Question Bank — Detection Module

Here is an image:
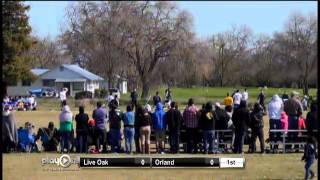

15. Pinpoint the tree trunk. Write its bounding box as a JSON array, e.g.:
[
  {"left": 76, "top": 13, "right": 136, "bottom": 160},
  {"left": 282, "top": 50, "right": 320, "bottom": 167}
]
[
  {"left": 303, "top": 78, "right": 309, "bottom": 95},
  {"left": 141, "top": 81, "right": 150, "bottom": 100}
]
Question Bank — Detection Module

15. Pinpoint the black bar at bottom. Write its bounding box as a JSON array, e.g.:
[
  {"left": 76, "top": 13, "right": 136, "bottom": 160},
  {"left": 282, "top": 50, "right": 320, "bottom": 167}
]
[
  {"left": 152, "top": 158, "right": 219, "bottom": 168},
  {"left": 80, "top": 158, "right": 151, "bottom": 168}
]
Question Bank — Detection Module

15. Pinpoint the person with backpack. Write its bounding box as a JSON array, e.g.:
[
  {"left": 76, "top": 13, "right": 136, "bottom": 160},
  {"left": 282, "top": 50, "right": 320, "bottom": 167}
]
[
  {"left": 166, "top": 101, "right": 183, "bottom": 154},
  {"left": 122, "top": 105, "right": 135, "bottom": 154},
  {"left": 248, "top": 103, "right": 265, "bottom": 153},
  {"left": 75, "top": 106, "right": 89, "bottom": 153},
  {"left": 152, "top": 102, "right": 167, "bottom": 154}
]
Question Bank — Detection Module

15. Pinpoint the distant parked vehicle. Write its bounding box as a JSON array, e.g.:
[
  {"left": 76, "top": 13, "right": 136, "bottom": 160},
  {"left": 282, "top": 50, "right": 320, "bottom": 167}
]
[{"left": 28, "top": 87, "right": 58, "bottom": 98}]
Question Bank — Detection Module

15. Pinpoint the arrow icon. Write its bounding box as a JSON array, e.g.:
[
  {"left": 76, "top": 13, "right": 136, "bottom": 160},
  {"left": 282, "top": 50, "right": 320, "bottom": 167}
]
[
  {"left": 210, "top": 159, "right": 214, "bottom": 165},
  {"left": 141, "top": 159, "right": 145, "bottom": 165}
]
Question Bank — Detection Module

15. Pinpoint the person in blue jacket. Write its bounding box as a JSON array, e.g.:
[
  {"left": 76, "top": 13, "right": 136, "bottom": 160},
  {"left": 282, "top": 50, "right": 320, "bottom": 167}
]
[{"left": 152, "top": 102, "right": 167, "bottom": 154}]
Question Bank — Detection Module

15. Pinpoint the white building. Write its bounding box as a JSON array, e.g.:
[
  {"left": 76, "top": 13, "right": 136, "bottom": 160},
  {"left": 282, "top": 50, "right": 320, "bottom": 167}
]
[{"left": 7, "top": 64, "right": 104, "bottom": 97}]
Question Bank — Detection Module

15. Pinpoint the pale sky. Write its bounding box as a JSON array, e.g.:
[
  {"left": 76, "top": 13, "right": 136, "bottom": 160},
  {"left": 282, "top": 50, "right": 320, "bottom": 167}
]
[{"left": 25, "top": 1, "right": 317, "bottom": 39}]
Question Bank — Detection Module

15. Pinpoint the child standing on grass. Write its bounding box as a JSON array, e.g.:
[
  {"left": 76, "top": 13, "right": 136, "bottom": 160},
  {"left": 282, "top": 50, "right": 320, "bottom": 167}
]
[{"left": 301, "top": 137, "right": 317, "bottom": 180}]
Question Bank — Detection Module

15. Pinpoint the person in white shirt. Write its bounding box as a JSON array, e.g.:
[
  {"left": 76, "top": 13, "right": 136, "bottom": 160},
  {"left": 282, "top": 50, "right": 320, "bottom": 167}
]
[
  {"left": 242, "top": 88, "right": 249, "bottom": 104},
  {"left": 106, "top": 92, "right": 114, "bottom": 106},
  {"left": 59, "top": 88, "right": 68, "bottom": 107},
  {"left": 233, "top": 90, "right": 242, "bottom": 109},
  {"left": 268, "top": 94, "right": 283, "bottom": 149}
]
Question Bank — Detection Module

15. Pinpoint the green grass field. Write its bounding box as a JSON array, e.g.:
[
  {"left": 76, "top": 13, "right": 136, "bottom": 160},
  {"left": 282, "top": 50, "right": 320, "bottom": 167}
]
[{"left": 3, "top": 87, "right": 318, "bottom": 179}]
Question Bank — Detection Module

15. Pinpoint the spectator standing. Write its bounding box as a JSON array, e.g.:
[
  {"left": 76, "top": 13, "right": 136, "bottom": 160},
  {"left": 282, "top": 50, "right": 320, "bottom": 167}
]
[
  {"left": 75, "top": 106, "right": 89, "bottom": 153},
  {"left": 152, "top": 102, "right": 167, "bottom": 154},
  {"left": 301, "top": 137, "right": 317, "bottom": 180},
  {"left": 183, "top": 98, "right": 199, "bottom": 153},
  {"left": 122, "top": 105, "right": 135, "bottom": 154},
  {"left": 108, "top": 103, "right": 122, "bottom": 153},
  {"left": 233, "top": 90, "right": 242, "bottom": 110},
  {"left": 59, "top": 88, "right": 68, "bottom": 108},
  {"left": 59, "top": 105, "right": 73, "bottom": 153},
  {"left": 302, "top": 95, "right": 309, "bottom": 111},
  {"left": 223, "top": 93, "right": 233, "bottom": 113},
  {"left": 305, "top": 101, "right": 318, "bottom": 139},
  {"left": 249, "top": 103, "right": 265, "bottom": 153},
  {"left": 284, "top": 92, "right": 303, "bottom": 151},
  {"left": 165, "top": 87, "right": 172, "bottom": 102},
  {"left": 214, "top": 102, "right": 229, "bottom": 151},
  {"left": 92, "top": 102, "right": 107, "bottom": 153},
  {"left": 282, "top": 91, "right": 289, "bottom": 102},
  {"left": 166, "top": 101, "right": 183, "bottom": 154},
  {"left": 257, "top": 89, "right": 266, "bottom": 110},
  {"left": 153, "top": 91, "right": 162, "bottom": 106},
  {"left": 130, "top": 89, "right": 138, "bottom": 110},
  {"left": 199, "top": 102, "right": 216, "bottom": 154},
  {"left": 136, "top": 105, "right": 152, "bottom": 154},
  {"left": 268, "top": 94, "right": 283, "bottom": 150},
  {"left": 232, "top": 100, "right": 250, "bottom": 154},
  {"left": 242, "top": 88, "right": 249, "bottom": 105},
  {"left": 2, "top": 105, "right": 18, "bottom": 153}
]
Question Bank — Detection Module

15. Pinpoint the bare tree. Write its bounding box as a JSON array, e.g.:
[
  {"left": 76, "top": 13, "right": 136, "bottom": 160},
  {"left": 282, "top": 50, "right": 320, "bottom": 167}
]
[{"left": 210, "top": 25, "right": 252, "bottom": 86}]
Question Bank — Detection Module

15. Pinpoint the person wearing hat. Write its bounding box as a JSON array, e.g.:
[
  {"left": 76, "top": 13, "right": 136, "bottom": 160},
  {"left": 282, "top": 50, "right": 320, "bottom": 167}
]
[{"left": 284, "top": 91, "right": 303, "bottom": 152}]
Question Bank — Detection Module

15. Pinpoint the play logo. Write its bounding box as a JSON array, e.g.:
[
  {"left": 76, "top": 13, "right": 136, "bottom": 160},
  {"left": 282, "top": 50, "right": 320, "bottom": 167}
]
[
  {"left": 59, "top": 154, "right": 72, "bottom": 168},
  {"left": 42, "top": 154, "right": 79, "bottom": 168}
]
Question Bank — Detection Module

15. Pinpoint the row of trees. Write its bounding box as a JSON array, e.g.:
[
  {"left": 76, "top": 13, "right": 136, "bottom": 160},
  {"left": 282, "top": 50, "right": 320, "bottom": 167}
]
[{"left": 3, "top": 1, "right": 317, "bottom": 98}]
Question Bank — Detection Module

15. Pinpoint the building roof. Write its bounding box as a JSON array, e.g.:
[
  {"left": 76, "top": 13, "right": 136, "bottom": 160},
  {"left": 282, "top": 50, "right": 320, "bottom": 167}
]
[
  {"left": 31, "top": 69, "right": 50, "bottom": 76},
  {"left": 61, "top": 64, "right": 104, "bottom": 81},
  {"left": 55, "top": 78, "right": 86, "bottom": 82}
]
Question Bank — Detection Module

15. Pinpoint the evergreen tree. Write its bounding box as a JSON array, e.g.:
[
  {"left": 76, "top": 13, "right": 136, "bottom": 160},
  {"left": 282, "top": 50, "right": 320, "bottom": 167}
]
[{"left": 2, "top": 1, "right": 35, "bottom": 96}]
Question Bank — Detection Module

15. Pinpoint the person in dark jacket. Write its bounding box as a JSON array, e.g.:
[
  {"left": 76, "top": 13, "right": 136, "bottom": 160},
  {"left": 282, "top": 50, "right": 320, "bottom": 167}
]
[
  {"left": 199, "top": 102, "right": 216, "bottom": 154},
  {"left": 305, "top": 101, "right": 318, "bottom": 139},
  {"left": 214, "top": 102, "right": 229, "bottom": 150},
  {"left": 153, "top": 91, "right": 162, "bottom": 106},
  {"left": 166, "top": 101, "right": 183, "bottom": 154},
  {"left": 109, "top": 103, "right": 122, "bottom": 153},
  {"left": 248, "top": 103, "right": 265, "bottom": 153},
  {"left": 75, "top": 106, "right": 89, "bottom": 153},
  {"left": 92, "top": 101, "right": 107, "bottom": 153},
  {"left": 257, "top": 90, "right": 266, "bottom": 110},
  {"left": 130, "top": 89, "right": 138, "bottom": 110},
  {"left": 232, "top": 100, "right": 250, "bottom": 153},
  {"left": 301, "top": 136, "right": 318, "bottom": 180},
  {"left": 136, "top": 105, "right": 152, "bottom": 154}
]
